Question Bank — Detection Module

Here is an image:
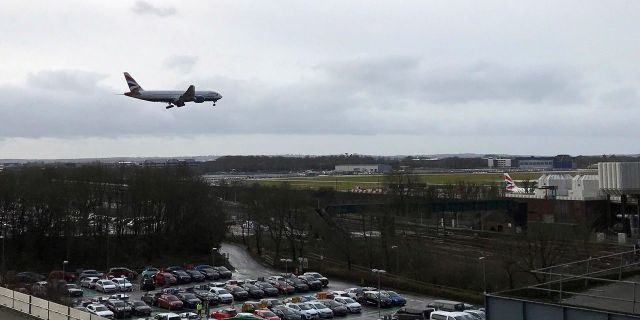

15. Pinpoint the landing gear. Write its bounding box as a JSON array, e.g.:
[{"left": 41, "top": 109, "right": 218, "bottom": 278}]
[
  {"left": 212, "top": 103, "right": 216, "bottom": 107},
  {"left": 166, "top": 105, "right": 174, "bottom": 109}
]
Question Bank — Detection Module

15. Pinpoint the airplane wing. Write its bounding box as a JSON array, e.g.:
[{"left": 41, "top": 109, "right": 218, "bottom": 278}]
[{"left": 173, "top": 85, "right": 195, "bottom": 107}]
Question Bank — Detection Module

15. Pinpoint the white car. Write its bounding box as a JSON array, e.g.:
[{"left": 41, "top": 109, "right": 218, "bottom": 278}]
[
  {"left": 86, "top": 303, "right": 114, "bottom": 319},
  {"left": 208, "top": 287, "right": 234, "bottom": 303},
  {"left": 178, "top": 312, "right": 199, "bottom": 320},
  {"left": 286, "top": 303, "right": 320, "bottom": 320},
  {"left": 331, "top": 290, "right": 350, "bottom": 298},
  {"left": 344, "top": 288, "right": 361, "bottom": 299},
  {"left": 154, "top": 313, "right": 181, "bottom": 320},
  {"left": 81, "top": 276, "right": 101, "bottom": 289},
  {"left": 307, "top": 301, "right": 334, "bottom": 318},
  {"left": 464, "top": 310, "right": 486, "bottom": 320},
  {"left": 334, "top": 297, "right": 361, "bottom": 313},
  {"left": 95, "top": 279, "right": 118, "bottom": 293},
  {"left": 112, "top": 277, "right": 133, "bottom": 292}
]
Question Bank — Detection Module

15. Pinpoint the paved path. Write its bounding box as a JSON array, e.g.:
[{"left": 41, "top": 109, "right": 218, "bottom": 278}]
[{"left": 0, "top": 307, "right": 37, "bottom": 320}]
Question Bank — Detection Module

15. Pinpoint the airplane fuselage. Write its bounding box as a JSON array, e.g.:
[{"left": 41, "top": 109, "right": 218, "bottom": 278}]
[{"left": 125, "top": 90, "right": 222, "bottom": 104}]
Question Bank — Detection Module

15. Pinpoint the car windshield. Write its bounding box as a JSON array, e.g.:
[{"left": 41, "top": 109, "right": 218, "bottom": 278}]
[
  {"left": 261, "top": 311, "right": 276, "bottom": 317},
  {"left": 103, "top": 281, "right": 114, "bottom": 285},
  {"left": 259, "top": 282, "right": 273, "bottom": 288},
  {"left": 312, "top": 303, "right": 325, "bottom": 309},
  {"left": 217, "top": 267, "right": 229, "bottom": 271},
  {"left": 112, "top": 301, "right": 124, "bottom": 307},
  {"left": 67, "top": 284, "right": 79, "bottom": 289},
  {"left": 166, "top": 296, "right": 178, "bottom": 301},
  {"left": 218, "top": 289, "right": 230, "bottom": 294},
  {"left": 133, "top": 301, "right": 145, "bottom": 306},
  {"left": 386, "top": 291, "right": 399, "bottom": 297},
  {"left": 341, "top": 298, "right": 355, "bottom": 304},
  {"left": 184, "top": 294, "right": 196, "bottom": 299},
  {"left": 298, "top": 304, "right": 312, "bottom": 310},
  {"left": 95, "top": 306, "right": 107, "bottom": 311},
  {"left": 246, "top": 285, "right": 258, "bottom": 290}
]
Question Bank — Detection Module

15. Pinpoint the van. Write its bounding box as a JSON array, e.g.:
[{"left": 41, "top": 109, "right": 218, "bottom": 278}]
[
  {"left": 430, "top": 310, "right": 474, "bottom": 320},
  {"left": 427, "top": 300, "right": 466, "bottom": 312}
]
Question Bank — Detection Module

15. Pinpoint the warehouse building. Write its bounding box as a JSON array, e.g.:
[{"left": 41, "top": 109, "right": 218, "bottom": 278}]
[
  {"left": 334, "top": 164, "right": 392, "bottom": 174},
  {"left": 487, "top": 158, "right": 513, "bottom": 168}
]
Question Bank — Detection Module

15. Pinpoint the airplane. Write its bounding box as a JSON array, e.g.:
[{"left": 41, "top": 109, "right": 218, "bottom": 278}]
[
  {"left": 123, "top": 72, "right": 222, "bottom": 109},
  {"left": 503, "top": 173, "right": 527, "bottom": 193}
]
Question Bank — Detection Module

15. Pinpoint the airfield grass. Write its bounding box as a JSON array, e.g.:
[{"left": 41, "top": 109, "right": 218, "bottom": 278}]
[{"left": 252, "top": 172, "right": 543, "bottom": 191}]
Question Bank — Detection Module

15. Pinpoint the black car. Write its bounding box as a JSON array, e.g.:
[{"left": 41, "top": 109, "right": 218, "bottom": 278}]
[
  {"left": 194, "top": 265, "right": 220, "bottom": 280},
  {"left": 255, "top": 282, "right": 279, "bottom": 297},
  {"left": 286, "top": 278, "right": 309, "bottom": 293},
  {"left": 359, "top": 291, "right": 392, "bottom": 308},
  {"left": 66, "top": 284, "right": 83, "bottom": 297},
  {"left": 193, "top": 290, "right": 220, "bottom": 306},
  {"left": 214, "top": 266, "right": 232, "bottom": 279},
  {"left": 140, "top": 276, "right": 156, "bottom": 291},
  {"left": 297, "top": 275, "right": 322, "bottom": 291},
  {"left": 15, "top": 272, "right": 46, "bottom": 284},
  {"left": 176, "top": 292, "right": 202, "bottom": 309},
  {"left": 242, "top": 284, "right": 265, "bottom": 299},
  {"left": 128, "top": 300, "right": 152, "bottom": 317},
  {"left": 304, "top": 272, "right": 329, "bottom": 287},
  {"left": 319, "top": 300, "right": 348, "bottom": 317},
  {"left": 393, "top": 307, "right": 435, "bottom": 320},
  {"left": 185, "top": 270, "right": 206, "bottom": 282},
  {"left": 272, "top": 305, "right": 303, "bottom": 320},
  {"left": 169, "top": 269, "right": 192, "bottom": 284},
  {"left": 106, "top": 299, "right": 132, "bottom": 318},
  {"left": 227, "top": 286, "right": 249, "bottom": 301}
]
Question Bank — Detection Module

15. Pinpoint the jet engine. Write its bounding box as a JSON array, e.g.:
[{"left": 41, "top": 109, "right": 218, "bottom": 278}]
[{"left": 194, "top": 96, "right": 205, "bottom": 103}]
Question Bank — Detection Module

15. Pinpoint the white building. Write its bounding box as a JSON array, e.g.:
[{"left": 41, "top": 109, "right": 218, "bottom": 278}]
[
  {"left": 487, "top": 158, "right": 512, "bottom": 168},
  {"left": 334, "top": 164, "right": 392, "bottom": 174}
]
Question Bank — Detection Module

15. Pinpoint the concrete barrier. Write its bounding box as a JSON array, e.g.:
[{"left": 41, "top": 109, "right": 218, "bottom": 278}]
[{"left": 0, "top": 286, "right": 109, "bottom": 320}]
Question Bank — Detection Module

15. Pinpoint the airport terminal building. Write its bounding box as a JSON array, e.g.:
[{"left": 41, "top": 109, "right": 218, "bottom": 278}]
[{"left": 334, "top": 164, "right": 392, "bottom": 174}]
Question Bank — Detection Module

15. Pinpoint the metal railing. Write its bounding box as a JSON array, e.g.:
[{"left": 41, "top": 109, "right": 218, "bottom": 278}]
[{"left": 0, "top": 286, "right": 109, "bottom": 320}]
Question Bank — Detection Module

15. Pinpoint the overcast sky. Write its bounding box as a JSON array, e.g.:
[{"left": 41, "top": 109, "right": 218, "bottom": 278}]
[{"left": 1, "top": 1, "right": 640, "bottom": 158}]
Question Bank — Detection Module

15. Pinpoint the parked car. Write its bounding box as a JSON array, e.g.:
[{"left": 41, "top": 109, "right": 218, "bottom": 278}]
[
  {"left": 464, "top": 310, "right": 485, "bottom": 320},
  {"left": 95, "top": 280, "right": 118, "bottom": 293},
  {"left": 157, "top": 294, "right": 184, "bottom": 311},
  {"left": 429, "top": 311, "right": 472, "bottom": 320},
  {"left": 107, "top": 267, "right": 138, "bottom": 280},
  {"left": 259, "top": 298, "right": 284, "bottom": 310},
  {"left": 358, "top": 291, "right": 392, "bottom": 308},
  {"left": 426, "top": 300, "right": 466, "bottom": 312},
  {"left": 243, "top": 284, "right": 265, "bottom": 299},
  {"left": 109, "top": 293, "right": 130, "bottom": 301},
  {"left": 106, "top": 299, "right": 132, "bottom": 318},
  {"left": 210, "top": 307, "right": 238, "bottom": 319},
  {"left": 154, "top": 313, "right": 182, "bottom": 320},
  {"left": 272, "top": 305, "right": 303, "bottom": 320},
  {"left": 297, "top": 276, "right": 322, "bottom": 291},
  {"left": 79, "top": 269, "right": 104, "bottom": 280},
  {"left": 179, "top": 312, "right": 200, "bottom": 320},
  {"left": 254, "top": 308, "right": 281, "bottom": 320},
  {"left": 303, "top": 272, "right": 329, "bottom": 287},
  {"left": 318, "top": 300, "right": 348, "bottom": 317},
  {"left": 141, "top": 276, "right": 156, "bottom": 291},
  {"left": 242, "top": 301, "right": 262, "bottom": 313},
  {"left": 66, "top": 283, "right": 83, "bottom": 297},
  {"left": 382, "top": 290, "right": 407, "bottom": 306},
  {"left": 86, "top": 304, "right": 114, "bottom": 319},
  {"left": 15, "top": 271, "right": 46, "bottom": 284},
  {"left": 393, "top": 307, "right": 435, "bottom": 320},
  {"left": 80, "top": 276, "right": 101, "bottom": 289},
  {"left": 333, "top": 297, "right": 361, "bottom": 314},
  {"left": 30, "top": 281, "right": 48, "bottom": 298},
  {"left": 214, "top": 266, "right": 233, "bottom": 279},
  {"left": 226, "top": 285, "right": 249, "bottom": 301},
  {"left": 128, "top": 300, "right": 152, "bottom": 317},
  {"left": 141, "top": 266, "right": 160, "bottom": 278},
  {"left": 307, "top": 301, "right": 334, "bottom": 318},
  {"left": 184, "top": 269, "right": 205, "bottom": 282},
  {"left": 286, "top": 303, "right": 320, "bottom": 320},
  {"left": 209, "top": 287, "right": 234, "bottom": 304},
  {"left": 141, "top": 291, "right": 163, "bottom": 306},
  {"left": 112, "top": 277, "right": 133, "bottom": 292},
  {"left": 193, "top": 289, "right": 220, "bottom": 305},
  {"left": 287, "top": 278, "right": 310, "bottom": 293},
  {"left": 331, "top": 291, "right": 349, "bottom": 298},
  {"left": 270, "top": 280, "right": 295, "bottom": 295},
  {"left": 254, "top": 281, "right": 279, "bottom": 297},
  {"left": 48, "top": 270, "right": 77, "bottom": 283},
  {"left": 175, "top": 292, "right": 202, "bottom": 309},
  {"left": 168, "top": 269, "right": 192, "bottom": 284},
  {"left": 154, "top": 272, "right": 178, "bottom": 286},
  {"left": 194, "top": 265, "right": 221, "bottom": 280}
]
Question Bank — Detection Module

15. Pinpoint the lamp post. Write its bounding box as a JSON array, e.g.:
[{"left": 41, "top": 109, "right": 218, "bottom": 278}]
[
  {"left": 212, "top": 247, "right": 218, "bottom": 267},
  {"left": 372, "top": 269, "right": 386, "bottom": 318},
  {"left": 1, "top": 223, "right": 6, "bottom": 285},
  {"left": 479, "top": 256, "right": 486, "bottom": 294},
  {"left": 62, "top": 260, "right": 69, "bottom": 281},
  {"left": 280, "top": 259, "right": 292, "bottom": 274},
  {"left": 390, "top": 246, "right": 398, "bottom": 273}
]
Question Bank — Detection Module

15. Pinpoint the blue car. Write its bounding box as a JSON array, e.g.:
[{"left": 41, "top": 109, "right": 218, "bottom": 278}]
[{"left": 383, "top": 291, "right": 407, "bottom": 306}]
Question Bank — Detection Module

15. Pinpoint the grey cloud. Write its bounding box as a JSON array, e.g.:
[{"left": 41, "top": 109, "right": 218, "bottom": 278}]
[
  {"left": 27, "top": 70, "right": 107, "bottom": 93},
  {"left": 165, "top": 55, "right": 198, "bottom": 73},
  {"left": 600, "top": 87, "right": 640, "bottom": 109},
  {"left": 131, "top": 1, "right": 177, "bottom": 17}
]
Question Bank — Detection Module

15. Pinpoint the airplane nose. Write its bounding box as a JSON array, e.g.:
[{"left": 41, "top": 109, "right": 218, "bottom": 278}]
[{"left": 217, "top": 93, "right": 222, "bottom": 100}]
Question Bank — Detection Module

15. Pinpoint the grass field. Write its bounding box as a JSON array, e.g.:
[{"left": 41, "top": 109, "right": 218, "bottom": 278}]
[{"left": 252, "top": 172, "right": 544, "bottom": 190}]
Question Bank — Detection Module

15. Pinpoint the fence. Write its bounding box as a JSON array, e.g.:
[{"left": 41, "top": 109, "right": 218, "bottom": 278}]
[{"left": 0, "top": 286, "right": 109, "bottom": 320}]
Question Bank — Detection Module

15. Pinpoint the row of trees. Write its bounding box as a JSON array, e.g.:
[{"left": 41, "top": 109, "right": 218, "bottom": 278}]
[{"left": 0, "top": 165, "right": 226, "bottom": 272}]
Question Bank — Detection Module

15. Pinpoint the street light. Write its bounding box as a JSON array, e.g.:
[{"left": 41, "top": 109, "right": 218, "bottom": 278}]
[
  {"left": 1, "top": 223, "right": 6, "bottom": 285},
  {"left": 280, "top": 259, "right": 292, "bottom": 274},
  {"left": 62, "top": 260, "right": 69, "bottom": 281},
  {"left": 372, "top": 269, "right": 386, "bottom": 318},
  {"left": 479, "top": 257, "right": 486, "bottom": 294},
  {"left": 390, "top": 246, "right": 399, "bottom": 272},
  {"left": 212, "top": 247, "right": 218, "bottom": 267}
]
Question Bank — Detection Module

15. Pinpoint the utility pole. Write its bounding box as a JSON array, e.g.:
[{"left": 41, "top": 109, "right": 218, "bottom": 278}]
[{"left": 372, "top": 269, "right": 386, "bottom": 318}]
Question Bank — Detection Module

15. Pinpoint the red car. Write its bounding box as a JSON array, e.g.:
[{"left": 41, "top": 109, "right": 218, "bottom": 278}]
[
  {"left": 106, "top": 267, "right": 138, "bottom": 280},
  {"left": 211, "top": 307, "right": 238, "bottom": 319},
  {"left": 157, "top": 294, "right": 183, "bottom": 310},
  {"left": 48, "top": 271, "right": 77, "bottom": 283},
  {"left": 270, "top": 280, "right": 295, "bottom": 295},
  {"left": 153, "top": 272, "right": 177, "bottom": 286},
  {"left": 254, "top": 309, "right": 280, "bottom": 320}
]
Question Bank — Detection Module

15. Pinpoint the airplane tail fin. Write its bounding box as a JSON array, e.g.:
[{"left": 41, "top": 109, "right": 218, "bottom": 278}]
[
  {"left": 123, "top": 72, "right": 143, "bottom": 92},
  {"left": 503, "top": 173, "right": 517, "bottom": 192}
]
